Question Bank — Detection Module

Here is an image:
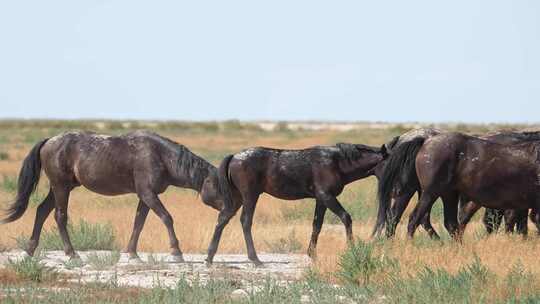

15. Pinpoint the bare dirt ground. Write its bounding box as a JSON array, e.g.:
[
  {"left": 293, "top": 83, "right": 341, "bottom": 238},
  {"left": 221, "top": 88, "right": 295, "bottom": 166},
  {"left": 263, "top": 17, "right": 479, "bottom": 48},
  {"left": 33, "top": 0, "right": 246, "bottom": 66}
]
[{"left": 0, "top": 250, "right": 311, "bottom": 289}]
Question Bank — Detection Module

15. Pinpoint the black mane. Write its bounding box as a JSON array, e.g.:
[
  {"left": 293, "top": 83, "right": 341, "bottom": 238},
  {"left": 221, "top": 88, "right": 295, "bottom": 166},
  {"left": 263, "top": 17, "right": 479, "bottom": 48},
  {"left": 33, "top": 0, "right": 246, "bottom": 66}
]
[
  {"left": 336, "top": 143, "right": 379, "bottom": 163},
  {"left": 176, "top": 145, "right": 214, "bottom": 192}
]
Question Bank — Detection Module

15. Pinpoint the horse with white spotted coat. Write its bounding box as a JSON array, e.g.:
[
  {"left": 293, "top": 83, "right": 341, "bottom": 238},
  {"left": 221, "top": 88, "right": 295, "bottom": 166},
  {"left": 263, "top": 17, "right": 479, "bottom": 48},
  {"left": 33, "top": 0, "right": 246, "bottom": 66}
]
[{"left": 206, "top": 143, "right": 387, "bottom": 266}]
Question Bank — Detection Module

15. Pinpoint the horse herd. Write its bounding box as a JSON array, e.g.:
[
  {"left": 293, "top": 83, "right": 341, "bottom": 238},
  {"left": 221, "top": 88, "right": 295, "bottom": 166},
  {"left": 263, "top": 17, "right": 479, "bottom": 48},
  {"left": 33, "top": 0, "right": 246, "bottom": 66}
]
[{"left": 1, "top": 128, "right": 539, "bottom": 266}]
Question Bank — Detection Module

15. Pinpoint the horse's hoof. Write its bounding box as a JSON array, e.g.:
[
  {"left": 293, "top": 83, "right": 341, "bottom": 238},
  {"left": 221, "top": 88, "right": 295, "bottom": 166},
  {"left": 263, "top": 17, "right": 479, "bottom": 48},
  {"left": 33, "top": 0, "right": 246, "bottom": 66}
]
[
  {"left": 252, "top": 260, "right": 264, "bottom": 268},
  {"left": 69, "top": 254, "right": 82, "bottom": 262},
  {"left": 166, "top": 254, "right": 185, "bottom": 263}
]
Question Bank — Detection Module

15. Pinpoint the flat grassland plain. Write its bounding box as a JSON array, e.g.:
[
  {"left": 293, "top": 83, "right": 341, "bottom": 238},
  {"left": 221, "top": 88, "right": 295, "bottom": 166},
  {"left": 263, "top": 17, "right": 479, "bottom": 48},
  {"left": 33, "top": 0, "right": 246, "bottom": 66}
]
[{"left": 1, "top": 120, "right": 540, "bottom": 303}]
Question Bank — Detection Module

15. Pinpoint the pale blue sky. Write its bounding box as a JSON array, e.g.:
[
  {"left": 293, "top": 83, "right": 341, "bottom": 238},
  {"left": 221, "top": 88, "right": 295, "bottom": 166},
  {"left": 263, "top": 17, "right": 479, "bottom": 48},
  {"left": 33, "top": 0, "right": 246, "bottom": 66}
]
[{"left": 0, "top": 1, "right": 539, "bottom": 123}]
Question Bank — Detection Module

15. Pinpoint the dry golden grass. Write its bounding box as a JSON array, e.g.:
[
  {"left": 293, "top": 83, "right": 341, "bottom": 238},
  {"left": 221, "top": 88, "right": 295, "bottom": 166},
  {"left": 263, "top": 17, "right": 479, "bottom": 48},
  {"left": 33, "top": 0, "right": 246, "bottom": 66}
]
[{"left": 1, "top": 122, "right": 540, "bottom": 289}]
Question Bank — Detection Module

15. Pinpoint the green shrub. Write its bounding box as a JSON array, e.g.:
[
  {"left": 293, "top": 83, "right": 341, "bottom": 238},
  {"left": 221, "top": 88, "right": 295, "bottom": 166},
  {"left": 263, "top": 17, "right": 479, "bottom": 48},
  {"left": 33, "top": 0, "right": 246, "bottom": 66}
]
[
  {"left": 505, "top": 261, "right": 534, "bottom": 295},
  {"left": 0, "top": 151, "right": 8, "bottom": 160},
  {"left": 7, "top": 255, "right": 56, "bottom": 283},
  {"left": 385, "top": 256, "right": 492, "bottom": 304},
  {"left": 86, "top": 251, "right": 120, "bottom": 270},
  {"left": 141, "top": 276, "right": 237, "bottom": 303},
  {"left": 337, "top": 239, "right": 397, "bottom": 286},
  {"left": 1, "top": 174, "right": 17, "bottom": 193},
  {"left": 16, "top": 219, "right": 118, "bottom": 251},
  {"left": 63, "top": 258, "right": 85, "bottom": 270},
  {"left": 274, "top": 121, "right": 290, "bottom": 132}
]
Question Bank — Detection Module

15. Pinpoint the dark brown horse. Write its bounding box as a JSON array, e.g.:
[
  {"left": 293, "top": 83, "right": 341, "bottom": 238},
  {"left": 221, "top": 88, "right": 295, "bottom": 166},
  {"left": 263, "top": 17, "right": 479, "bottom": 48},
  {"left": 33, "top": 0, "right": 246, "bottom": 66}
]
[
  {"left": 1, "top": 130, "right": 230, "bottom": 262},
  {"left": 373, "top": 129, "right": 540, "bottom": 238},
  {"left": 378, "top": 132, "right": 540, "bottom": 239},
  {"left": 206, "top": 143, "right": 387, "bottom": 266}
]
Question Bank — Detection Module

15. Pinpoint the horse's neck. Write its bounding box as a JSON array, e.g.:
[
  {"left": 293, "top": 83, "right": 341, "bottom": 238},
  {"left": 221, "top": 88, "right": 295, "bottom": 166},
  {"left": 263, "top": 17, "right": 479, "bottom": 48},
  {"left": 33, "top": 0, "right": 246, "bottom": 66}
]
[
  {"left": 339, "top": 161, "right": 373, "bottom": 184},
  {"left": 169, "top": 149, "right": 213, "bottom": 193}
]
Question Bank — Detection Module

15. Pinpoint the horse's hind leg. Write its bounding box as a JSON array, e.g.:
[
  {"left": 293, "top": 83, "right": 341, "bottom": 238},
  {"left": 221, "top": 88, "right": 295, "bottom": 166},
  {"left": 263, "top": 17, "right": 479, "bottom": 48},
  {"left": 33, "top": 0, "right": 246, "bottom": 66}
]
[
  {"left": 26, "top": 190, "right": 55, "bottom": 256},
  {"left": 137, "top": 191, "right": 183, "bottom": 262},
  {"left": 456, "top": 201, "right": 481, "bottom": 241},
  {"left": 420, "top": 211, "right": 440, "bottom": 240},
  {"left": 51, "top": 186, "right": 78, "bottom": 259},
  {"left": 206, "top": 203, "right": 241, "bottom": 265},
  {"left": 511, "top": 210, "right": 529, "bottom": 236},
  {"left": 240, "top": 193, "right": 262, "bottom": 266},
  {"left": 316, "top": 192, "right": 353, "bottom": 244},
  {"left": 407, "top": 192, "right": 438, "bottom": 239},
  {"left": 386, "top": 190, "right": 416, "bottom": 238},
  {"left": 441, "top": 191, "right": 459, "bottom": 239},
  {"left": 307, "top": 200, "right": 327, "bottom": 259},
  {"left": 125, "top": 200, "right": 150, "bottom": 260}
]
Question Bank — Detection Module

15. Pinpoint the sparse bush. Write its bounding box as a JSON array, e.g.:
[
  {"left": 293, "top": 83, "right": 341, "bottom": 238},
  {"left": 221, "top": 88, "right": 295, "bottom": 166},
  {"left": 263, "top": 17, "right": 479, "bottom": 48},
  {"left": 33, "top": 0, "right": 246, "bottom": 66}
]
[
  {"left": 0, "top": 151, "right": 8, "bottom": 160},
  {"left": 337, "top": 239, "right": 398, "bottom": 286},
  {"left": 1, "top": 174, "right": 17, "bottom": 193},
  {"left": 63, "top": 258, "right": 85, "bottom": 270},
  {"left": 264, "top": 230, "right": 302, "bottom": 253},
  {"left": 385, "top": 256, "right": 492, "bottom": 304},
  {"left": 7, "top": 255, "right": 56, "bottom": 283},
  {"left": 274, "top": 121, "right": 290, "bottom": 132},
  {"left": 246, "top": 277, "right": 303, "bottom": 303},
  {"left": 16, "top": 219, "right": 118, "bottom": 251},
  {"left": 86, "top": 251, "right": 120, "bottom": 270},
  {"left": 505, "top": 261, "right": 535, "bottom": 297},
  {"left": 141, "top": 276, "right": 237, "bottom": 303}
]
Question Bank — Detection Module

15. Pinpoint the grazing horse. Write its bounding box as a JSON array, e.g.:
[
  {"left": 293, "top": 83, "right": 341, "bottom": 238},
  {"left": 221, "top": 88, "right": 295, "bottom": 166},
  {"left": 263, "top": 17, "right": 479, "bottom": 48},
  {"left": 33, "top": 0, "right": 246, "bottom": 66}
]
[
  {"left": 1, "top": 130, "right": 230, "bottom": 262},
  {"left": 373, "top": 129, "right": 540, "bottom": 238},
  {"left": 378, "top": 132, "right": 540, "bottom": 239},
  {"left": 206, "top": 143, "right": 387, "bottom": 266}
]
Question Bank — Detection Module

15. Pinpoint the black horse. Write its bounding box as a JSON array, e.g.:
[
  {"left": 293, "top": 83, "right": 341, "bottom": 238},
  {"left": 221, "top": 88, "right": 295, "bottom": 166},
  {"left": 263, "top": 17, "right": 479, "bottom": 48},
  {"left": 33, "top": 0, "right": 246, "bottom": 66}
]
[
  {"left": 378, "top": 132, "right": 540, "bottom": 239},
  {"left": 206, "top": 143, "right": 387, "bottom": 266},
  {"left": 1, "top": 130, "right": 229, "bottom": 262},
  {"left": 373, "top": 129, "right": 540, "bottom": 238}
]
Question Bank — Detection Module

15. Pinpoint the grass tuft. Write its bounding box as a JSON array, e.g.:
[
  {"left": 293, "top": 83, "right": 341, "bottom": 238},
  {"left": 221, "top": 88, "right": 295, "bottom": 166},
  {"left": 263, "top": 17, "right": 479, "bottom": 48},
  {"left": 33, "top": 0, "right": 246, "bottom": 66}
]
[
  {"left": 6, "top": 255, "right": 57, "bottom": 283},
  {"left": 86, "top": 251, "right": 120, "bottom": 270},
  {"left": 1, "top": 175, "right": 17, "bottom": 193},
  {"left": 16, "top": 219, "right": 118, "bottom": 251},
  {"left": 337, "top": 239, "right": 398, "bottom": 286}
]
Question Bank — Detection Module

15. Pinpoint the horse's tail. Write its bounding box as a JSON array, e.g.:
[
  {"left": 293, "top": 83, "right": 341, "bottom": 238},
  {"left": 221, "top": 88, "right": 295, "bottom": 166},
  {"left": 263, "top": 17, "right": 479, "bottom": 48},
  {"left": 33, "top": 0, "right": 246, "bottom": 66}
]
[
  {"left": 218, "top": 154, "right": 235, "bottom": 211},
  {"left": 1, "top": 138, "right": 49, "bottom": 224},
  {"left": 373, "top": 137, "right": 425, "bottom": 237}
]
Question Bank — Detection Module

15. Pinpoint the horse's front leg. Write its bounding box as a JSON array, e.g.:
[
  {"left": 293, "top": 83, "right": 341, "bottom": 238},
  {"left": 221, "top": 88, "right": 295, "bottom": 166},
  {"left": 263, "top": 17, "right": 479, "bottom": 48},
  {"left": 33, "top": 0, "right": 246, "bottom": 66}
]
[
  {"left": 316, "top": 192, "right": 353, "bottom": 245},
  {"left": 137, "top": 190, "right": 183, "bottom": 263},
  {"left": 386, "top": 189, "right": 417, "bottom": 238},
  {"left": 307, "top": 200, "right": 327, "bottom": 259}
]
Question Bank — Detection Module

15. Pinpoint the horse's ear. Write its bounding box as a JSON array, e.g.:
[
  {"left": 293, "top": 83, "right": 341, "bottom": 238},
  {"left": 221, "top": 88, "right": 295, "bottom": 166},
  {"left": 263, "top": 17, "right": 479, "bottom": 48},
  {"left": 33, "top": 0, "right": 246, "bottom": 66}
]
[
  {"left": 381, "top": 144, "right": 388, "bottom": 158},
  {"left": 386, "top": 136, "right": 399, "bottom": 151}
]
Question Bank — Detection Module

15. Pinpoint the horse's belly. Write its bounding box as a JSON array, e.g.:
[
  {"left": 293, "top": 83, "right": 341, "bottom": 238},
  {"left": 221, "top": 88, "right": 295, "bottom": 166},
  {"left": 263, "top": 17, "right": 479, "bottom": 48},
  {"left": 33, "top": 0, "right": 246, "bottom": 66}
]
[
  {"left": 74, "top": 163, "right": 135, "bottom": 195},
  {"left": 264, "top": 178, "right": 313, "bottom": 200}
]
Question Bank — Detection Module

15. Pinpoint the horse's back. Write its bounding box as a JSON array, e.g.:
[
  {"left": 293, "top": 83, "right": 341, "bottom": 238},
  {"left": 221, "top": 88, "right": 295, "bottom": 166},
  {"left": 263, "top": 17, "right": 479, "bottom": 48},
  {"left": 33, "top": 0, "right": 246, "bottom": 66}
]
[
  {"left": 420, "top": 132, "right": 540, "bottom": 208},
  {"left": 40, "top": 130, "right": 168, "bottom": 195},
  {"left": 229, "top": 147, "right": 318, "bottom": 199}
]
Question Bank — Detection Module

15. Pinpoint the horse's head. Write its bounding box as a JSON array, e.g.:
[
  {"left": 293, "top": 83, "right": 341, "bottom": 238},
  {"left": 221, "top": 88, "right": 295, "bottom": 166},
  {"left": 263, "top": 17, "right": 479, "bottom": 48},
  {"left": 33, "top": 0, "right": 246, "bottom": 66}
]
[
  {"left": 200, "top": 170, "right": 225, "bottom": 211},
  {"left": 336, "top": 143, "right": 388, "bottom": 179}
]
